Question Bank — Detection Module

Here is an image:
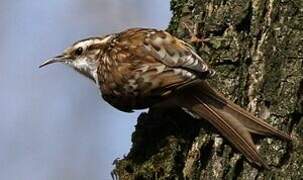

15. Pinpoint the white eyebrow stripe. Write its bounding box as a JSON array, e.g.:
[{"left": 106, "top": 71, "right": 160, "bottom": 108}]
[
  {"left": 73, "top": 40, "right": 93, "bottom": 50},
  {"left": 98, "top": 35, "right": 113, "bottom": 44},
  {"left": 73, "top": 35, "right": 114, "bottom": 49}
]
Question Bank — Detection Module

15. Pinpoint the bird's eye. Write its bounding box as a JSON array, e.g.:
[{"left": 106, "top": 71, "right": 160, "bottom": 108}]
[{"left": 75, "top": 47, "right": 83, "bottom": 56}]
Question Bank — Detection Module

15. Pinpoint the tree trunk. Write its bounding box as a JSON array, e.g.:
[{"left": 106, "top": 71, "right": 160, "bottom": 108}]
[{"left": 114, "top": 0, "right": 303, "bottom": 179}]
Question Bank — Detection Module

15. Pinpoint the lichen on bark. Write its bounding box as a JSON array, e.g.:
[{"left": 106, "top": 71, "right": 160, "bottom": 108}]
[{"left": 114, "top": 0, "right": 303, "bottom": 179}]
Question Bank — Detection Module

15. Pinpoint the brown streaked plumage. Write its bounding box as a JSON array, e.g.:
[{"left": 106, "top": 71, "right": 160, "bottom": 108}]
[{"left": 40, "top": 28, "right": 291, "bottom": 169}]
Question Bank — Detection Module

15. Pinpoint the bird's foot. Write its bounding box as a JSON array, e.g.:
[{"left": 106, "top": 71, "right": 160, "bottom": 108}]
[{"left": 181, "top": 22, "right": 210, "bottom": 44}]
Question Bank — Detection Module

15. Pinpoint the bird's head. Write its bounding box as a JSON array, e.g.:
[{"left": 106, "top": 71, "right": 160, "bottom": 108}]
[{"left": 39, "top": 35, "right": 113, "bottom": 82}]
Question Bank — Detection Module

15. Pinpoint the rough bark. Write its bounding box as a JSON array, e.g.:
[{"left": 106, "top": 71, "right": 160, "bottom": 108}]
[{"left": 114, "top": 0, "right": 303, "bottom": 179}]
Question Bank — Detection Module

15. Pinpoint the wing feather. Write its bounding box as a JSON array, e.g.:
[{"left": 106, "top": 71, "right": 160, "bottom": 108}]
[
  {"left": 142, "top": 30, "right": 215, "bottom": 77},
  {"left": 102, "top": 28, "right": 210, "bottom": 98}
]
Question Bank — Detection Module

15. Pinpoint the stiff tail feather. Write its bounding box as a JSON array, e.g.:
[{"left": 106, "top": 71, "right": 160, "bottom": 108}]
[{"left": 178, "top": 81, "right": 291, "bottom": 168}]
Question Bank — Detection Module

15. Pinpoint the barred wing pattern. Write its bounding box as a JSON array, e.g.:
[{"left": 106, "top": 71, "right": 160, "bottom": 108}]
[{"left": 98, "top": 28, "right": 214, "bottom": 111}]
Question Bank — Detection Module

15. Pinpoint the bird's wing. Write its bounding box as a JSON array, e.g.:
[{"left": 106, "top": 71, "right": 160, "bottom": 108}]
[
  {"left": 105, "top": 28, "right": 214, "bottom": 97},
  {"left": 140, "top": 28, "right": 215, "bottom": 77}
]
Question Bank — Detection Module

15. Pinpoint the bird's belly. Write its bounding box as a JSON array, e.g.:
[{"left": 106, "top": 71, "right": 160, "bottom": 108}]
[
  {"left": 98, "top": 70, "right": 174, "bottom": 111},
  {"left": 102, "top": 93, "right": 166, "bottom": 112}
]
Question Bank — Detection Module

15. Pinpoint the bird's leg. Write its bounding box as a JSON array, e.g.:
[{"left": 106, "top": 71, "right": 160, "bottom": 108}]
[{"left": 181, "top": 22, "right": 210, "bottom": 44}]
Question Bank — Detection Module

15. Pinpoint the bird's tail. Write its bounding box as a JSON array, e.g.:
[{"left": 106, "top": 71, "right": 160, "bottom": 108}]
[{"left": 177, "top": 81, "right": 291, "bottom": 168}]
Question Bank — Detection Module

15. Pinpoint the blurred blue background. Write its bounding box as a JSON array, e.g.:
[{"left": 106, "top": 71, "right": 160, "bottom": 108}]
[{"left": 0, "top": 1, "right": 171, "bottom": 179}]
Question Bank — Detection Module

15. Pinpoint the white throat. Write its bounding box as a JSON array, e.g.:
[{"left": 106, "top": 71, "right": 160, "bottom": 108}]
[{"left": 70, "top": 58, "right": 99, "bottom": 83}]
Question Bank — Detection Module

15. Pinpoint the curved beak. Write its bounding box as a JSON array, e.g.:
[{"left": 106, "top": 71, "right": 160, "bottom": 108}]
[{"left": 39, "top": 55, "right": 67, "bottom": 68}]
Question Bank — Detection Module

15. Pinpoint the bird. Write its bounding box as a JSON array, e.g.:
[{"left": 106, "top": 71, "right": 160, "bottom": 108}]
[{"left": 40, "top": 28, "right": 291, "bottom": 169}]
